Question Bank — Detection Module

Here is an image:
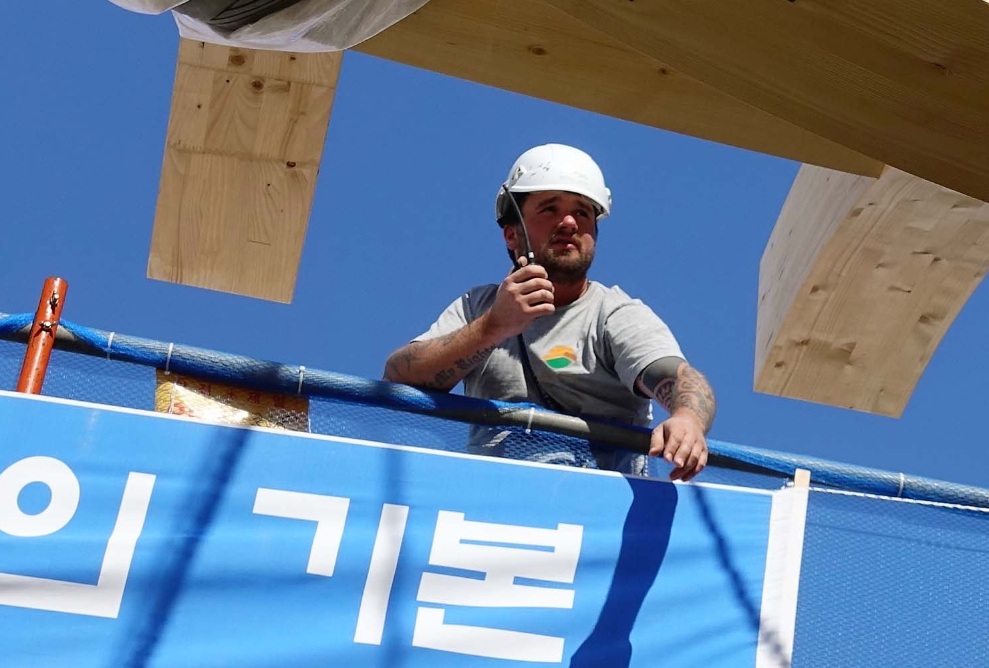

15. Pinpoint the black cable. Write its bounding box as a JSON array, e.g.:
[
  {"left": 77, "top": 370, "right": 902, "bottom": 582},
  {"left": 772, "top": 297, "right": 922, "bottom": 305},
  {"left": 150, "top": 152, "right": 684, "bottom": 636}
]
[
  {"left": 501, "top": 184, "right": 536, "bottom": 267},
  {"left": 206, "top": 0, "right": 305, "bottom": 32}
]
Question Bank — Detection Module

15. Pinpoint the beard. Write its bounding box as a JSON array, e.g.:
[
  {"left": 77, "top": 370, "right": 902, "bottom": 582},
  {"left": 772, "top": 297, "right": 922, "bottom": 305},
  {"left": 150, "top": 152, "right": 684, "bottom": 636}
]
[{"left": 537, "top": 237, "right": 595, "bottom": 284}]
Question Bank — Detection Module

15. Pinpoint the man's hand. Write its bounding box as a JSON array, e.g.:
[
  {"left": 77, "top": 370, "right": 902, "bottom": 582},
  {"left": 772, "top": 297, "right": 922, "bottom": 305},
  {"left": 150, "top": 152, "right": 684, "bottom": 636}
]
[
  {"left": 650, "top": 412, "right": 708, "bottom": 482},
  {"left": 636, "top": 359, "right": 716, "bottom": 482},
  {"left": 483, "top": 258, "right": 555, "bottom": 339}
]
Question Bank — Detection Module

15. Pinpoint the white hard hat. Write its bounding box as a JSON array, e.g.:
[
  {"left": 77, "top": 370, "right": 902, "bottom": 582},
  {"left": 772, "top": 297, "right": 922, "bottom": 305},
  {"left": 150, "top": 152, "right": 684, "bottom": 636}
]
[{"left": 495, "top": 144, "right": 612, "bottom": 225}]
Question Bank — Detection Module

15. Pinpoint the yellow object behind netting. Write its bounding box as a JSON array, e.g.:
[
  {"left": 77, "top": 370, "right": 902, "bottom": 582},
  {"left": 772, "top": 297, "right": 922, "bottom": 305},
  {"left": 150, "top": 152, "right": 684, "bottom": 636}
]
[{"left": 154, "top": 370, "right": 309, "bottom": 432}]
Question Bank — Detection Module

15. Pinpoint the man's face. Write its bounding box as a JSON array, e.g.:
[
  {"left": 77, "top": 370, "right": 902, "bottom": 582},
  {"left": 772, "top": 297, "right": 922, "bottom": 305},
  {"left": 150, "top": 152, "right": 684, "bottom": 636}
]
[{"left": 506, "top": 190, "right": 598, "bottom": 284}]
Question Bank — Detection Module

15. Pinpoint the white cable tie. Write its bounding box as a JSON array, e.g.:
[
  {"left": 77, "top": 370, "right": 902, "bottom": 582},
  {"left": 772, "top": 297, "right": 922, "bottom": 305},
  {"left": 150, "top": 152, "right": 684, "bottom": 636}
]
[
  {"left": 165, "top": 342, "right": 174, "bottom": 376},
  {"left": 106, "top": 332, "right": 115, "bottom": 359},
  {"left": 525, "top": 407, "right": 535, "bottom": 435},
  {"left": 897, "top": 472, "right": 906, "bottom": 498},
  {"left": 297, "top": 366, "right": 306, "bottom": 394}
]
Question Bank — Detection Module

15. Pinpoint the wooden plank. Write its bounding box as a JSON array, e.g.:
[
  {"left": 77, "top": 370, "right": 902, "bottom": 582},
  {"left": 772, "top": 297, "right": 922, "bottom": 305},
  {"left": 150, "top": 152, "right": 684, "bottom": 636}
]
[
  {"left": 148, "top": 39, "right": 341, "bottom": 302},
  {"left": 755, "top": 167, "right": 876, "bottom": 391},
  {"left": 756, "top": 165, "right": 989, "bottom": 417},
  {"left": 543, "top": 0, "right": 989, "bottom": 203},
  {"left": 355, "top": 0, "right": 882, "bottom": 176}
]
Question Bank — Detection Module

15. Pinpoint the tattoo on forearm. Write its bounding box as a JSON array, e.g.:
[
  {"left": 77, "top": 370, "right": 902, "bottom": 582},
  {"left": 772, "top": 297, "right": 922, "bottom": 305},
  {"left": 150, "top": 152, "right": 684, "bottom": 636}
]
[
  {"left": 652, "top": 366, "right": 716, "bottom": 432},
  {"left": 385, "top": 332, "right": 498, "bottom": 391},
  {"left": 456, "top": 344, "right": 497, "bottom": 371},
  {"left": 429, "top": 367, "right": 458, "bottom": 388},
  {"left": 428, "top": 343, "right": 497, "bottom": 387},
  {"left": 654, "top": 378, "right": 675, "bottom": 411},
  {"left": 672, "top": 366, "right": 715, "bottom": 431},
  {"left": 384, "top": 346, "right": 417, "bottom": 381}
]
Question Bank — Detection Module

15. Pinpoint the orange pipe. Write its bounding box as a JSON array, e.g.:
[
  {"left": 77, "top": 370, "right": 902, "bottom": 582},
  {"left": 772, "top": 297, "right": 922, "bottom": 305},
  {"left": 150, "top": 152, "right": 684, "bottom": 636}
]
[{"left": 16, "top": 277, "right": 68, "bottom": 394}]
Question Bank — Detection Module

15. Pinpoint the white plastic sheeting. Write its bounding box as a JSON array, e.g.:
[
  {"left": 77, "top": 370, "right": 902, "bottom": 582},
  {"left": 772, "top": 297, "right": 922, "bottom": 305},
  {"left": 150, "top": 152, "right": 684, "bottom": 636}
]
[
  {"left": 108, "top": 0, "right": 186, "bottom": 13},
  {"left": 107, "top": 0, "right": 429, "bottom": 52}
]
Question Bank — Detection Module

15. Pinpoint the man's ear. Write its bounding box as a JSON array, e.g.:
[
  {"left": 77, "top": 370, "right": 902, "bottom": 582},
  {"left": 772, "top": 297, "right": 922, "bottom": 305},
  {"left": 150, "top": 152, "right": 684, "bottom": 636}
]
[{"left": 503, "top": 223, "right": 518, "bottom": 252}]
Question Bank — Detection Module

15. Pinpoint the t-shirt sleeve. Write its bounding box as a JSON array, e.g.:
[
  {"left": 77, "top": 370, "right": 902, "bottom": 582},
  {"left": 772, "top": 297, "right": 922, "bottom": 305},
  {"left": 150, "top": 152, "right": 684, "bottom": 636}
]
[
  {"left": 604, "top": 300, "right": 686, "bottom": 392},
  {"left": 414, "top": 286, "right": 497, "bottom": 342},
  {"left": 413, "top": 295, "right": 468, "bottom": 342}
]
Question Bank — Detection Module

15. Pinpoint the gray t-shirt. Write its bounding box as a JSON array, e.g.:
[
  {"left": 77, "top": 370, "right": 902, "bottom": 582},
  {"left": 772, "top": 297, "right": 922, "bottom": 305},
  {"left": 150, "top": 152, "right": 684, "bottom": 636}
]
[{"left": 416, "top": 281, "right": 685, "bottom": 427}]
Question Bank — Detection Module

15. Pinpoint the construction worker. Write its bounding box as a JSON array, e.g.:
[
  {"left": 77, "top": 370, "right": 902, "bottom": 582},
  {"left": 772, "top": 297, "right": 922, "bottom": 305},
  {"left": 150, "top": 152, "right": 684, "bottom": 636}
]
[{"left": 384, "top": 144, "right": 715, "bottom": 480}]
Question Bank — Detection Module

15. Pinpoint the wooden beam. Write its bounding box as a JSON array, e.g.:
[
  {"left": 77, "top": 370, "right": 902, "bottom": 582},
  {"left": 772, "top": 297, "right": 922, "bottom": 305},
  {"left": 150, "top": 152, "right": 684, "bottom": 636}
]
[
  {"left": 756, "top": 165, "right": 989, "bottom": 417},
  {"left": 355, "top": 0, "right": 882, "bottom": 176},
  {"left": 543, "top": 0, "right": 989, "bottom": 203},
  {"left": 148, "top": 39, "right": 341, "bottom": 302}
]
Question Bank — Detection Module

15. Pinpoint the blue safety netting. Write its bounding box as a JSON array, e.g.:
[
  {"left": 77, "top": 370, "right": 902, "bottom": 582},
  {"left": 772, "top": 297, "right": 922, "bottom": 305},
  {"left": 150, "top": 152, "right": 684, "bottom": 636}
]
[
  {"left": 2, "top": 311, "right": 989, "bottom": 508},
  {"left": 794, "top": 489, "right": 989, "bottom": 667}
]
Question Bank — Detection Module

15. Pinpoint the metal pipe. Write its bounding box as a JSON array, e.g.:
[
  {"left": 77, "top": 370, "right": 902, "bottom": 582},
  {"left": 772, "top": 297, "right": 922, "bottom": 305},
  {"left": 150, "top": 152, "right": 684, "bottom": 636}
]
[{"left": 16, "top": 277, "right": 68, "bottom": 394}]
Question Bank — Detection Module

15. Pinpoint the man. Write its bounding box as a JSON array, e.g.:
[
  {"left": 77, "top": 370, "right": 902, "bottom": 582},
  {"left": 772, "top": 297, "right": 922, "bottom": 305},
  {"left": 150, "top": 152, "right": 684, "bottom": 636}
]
[{"left": 384, "top": 144, "right": 715, "bottom": 481}]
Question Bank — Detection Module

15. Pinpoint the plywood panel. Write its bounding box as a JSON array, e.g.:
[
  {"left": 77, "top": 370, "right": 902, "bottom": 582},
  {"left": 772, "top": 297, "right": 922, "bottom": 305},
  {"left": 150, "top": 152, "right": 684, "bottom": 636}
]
[
  {"left": 756, "top": 165, "right": 989, "bottom": 416},
  {"left": 543, "top": 0, "right": 989, "bottom": 203},
  {"left": 355, "top": 0, "right": 881, "bottom": 176},
  {"left": 148, "top": 39, "right": 340, "bottom": 302}
]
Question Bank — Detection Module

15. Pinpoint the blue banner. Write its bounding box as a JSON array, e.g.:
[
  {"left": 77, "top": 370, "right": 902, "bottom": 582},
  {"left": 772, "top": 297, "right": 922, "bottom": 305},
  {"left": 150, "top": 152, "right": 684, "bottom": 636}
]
[{"left": 0, "top": 392, "right": 780, "bottom": 667}]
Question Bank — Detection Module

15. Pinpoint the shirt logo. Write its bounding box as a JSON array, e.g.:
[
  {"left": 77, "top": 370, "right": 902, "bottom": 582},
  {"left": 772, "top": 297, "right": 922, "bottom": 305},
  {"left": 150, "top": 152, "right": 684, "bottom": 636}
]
[{"left": 542, "top": 346, "right": 577, "bottom": 370}]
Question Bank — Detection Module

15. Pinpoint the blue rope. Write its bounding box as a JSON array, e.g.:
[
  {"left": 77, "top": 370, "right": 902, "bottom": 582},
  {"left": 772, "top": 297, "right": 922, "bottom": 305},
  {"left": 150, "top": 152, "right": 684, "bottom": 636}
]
[
  {"left": 0, "top": 313, "right": 33, "bottom": 336},
  {"left": 1, "top": 312, "right": 987, "bottom": 509}
]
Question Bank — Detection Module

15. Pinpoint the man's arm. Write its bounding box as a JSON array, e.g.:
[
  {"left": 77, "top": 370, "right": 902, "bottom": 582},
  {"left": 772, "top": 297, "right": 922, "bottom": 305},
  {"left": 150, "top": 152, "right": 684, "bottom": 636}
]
[
  {"left": 384, "top": 262, "right": 555, "bottom": 391},
  {"left": 635, "top": 357, "right": 717, "bottom": 481},
  {"left": 384, "top": 314, "right": 504, "bottom": 391}
]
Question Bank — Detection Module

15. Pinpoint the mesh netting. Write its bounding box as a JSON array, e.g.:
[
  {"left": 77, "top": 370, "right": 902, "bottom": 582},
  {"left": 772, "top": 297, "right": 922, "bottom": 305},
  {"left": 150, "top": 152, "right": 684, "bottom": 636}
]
[
  {"left": 794, "top": 490, "right": 989, "bottom": 667},
  {"left": 0, "top": 337, "right": 776, "bottom": 487},
  {"left": 0, "top": 340, "right": 22, "bottom": 396},
  {"left": 43, "top": 346, "right": 158, "bottom": 412},
  {"left": 2, "top": 312, "right": 989, "bottom": 507}
]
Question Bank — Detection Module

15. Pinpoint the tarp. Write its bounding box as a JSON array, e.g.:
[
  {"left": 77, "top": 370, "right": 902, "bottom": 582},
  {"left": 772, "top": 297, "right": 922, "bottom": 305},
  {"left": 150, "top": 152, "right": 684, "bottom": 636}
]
[
  {"left": 107, "top": 0, "right": 430, "bottom": 51},
  {"left": 0, "top": 391, "right": 800, "bottom": 667}
]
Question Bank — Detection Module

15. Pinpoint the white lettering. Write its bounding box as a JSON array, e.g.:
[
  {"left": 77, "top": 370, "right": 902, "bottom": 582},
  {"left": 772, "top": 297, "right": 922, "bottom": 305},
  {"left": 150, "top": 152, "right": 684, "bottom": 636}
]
[
  {"left": 354, "top": 504, "right": 409, "bottom": 645},
  {"left": 413, "top": 606, "right": 565, "bottom": 663},
  {"left": 0, "top": 456, "right": 80, "bottom": 537},
  {"left": 0, "top": 458, "right": 155, "bottom": 619},
  {"left": 413, "top": 512, "right": 583, "bottom": 662},
  {"left": 252, "top": 489, "right": 350, "bottom": 577}
]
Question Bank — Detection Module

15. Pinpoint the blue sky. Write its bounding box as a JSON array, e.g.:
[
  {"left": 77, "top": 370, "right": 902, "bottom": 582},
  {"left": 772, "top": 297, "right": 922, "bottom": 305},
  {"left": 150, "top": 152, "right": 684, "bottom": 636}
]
[{"left": 3, "top": 2, "right": 987, "bottom": 489}]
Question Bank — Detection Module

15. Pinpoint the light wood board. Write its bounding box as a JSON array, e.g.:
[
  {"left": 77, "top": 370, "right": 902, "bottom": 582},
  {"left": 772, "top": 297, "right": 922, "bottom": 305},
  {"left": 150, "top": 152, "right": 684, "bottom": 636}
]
[
  {"left": 756, "top": 165, "right": 989, "bottom": 416},
  {"left": 355, "top": 0, "right": 882, "bottom": 176},
  {"left": 148, "top": 39, "right": 341, "bottom": 302},
  {"left": 543, "top": 0, "right": 989, "bottom": 203}
]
